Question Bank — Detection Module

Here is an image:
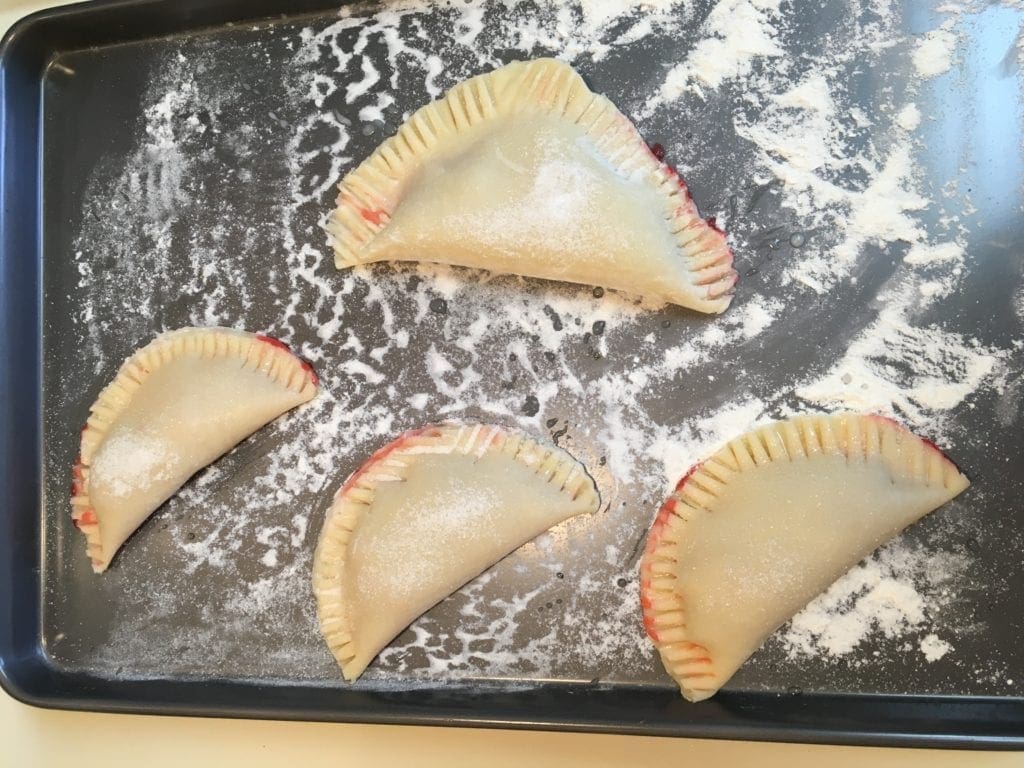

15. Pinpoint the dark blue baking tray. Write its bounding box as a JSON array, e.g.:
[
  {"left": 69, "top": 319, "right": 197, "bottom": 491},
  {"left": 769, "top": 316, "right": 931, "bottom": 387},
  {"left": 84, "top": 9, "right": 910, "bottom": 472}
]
[{"left": 1, "top": 0, "right": 1022, "bottom": 747}]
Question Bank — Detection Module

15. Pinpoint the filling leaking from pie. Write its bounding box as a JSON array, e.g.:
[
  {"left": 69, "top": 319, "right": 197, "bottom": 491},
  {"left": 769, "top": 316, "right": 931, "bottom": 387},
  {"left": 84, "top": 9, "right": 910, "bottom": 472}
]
[
  {"left": 327, "top": 58, "right": 737, "bottom": 313},
  {"left": 311, "top": 423, "right": 600, "bottom": 681},
  {"left": 640, "top": 412, "right": 970, "bottom": 702},
  {"left": 71, "top": 327, "right": 318, "bottom": 573}
]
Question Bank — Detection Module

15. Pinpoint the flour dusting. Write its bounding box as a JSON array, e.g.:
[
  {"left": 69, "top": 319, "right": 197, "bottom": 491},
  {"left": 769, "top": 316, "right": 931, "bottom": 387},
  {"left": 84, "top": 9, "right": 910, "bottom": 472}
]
[
  {"left": 920, "top": 633, "right": 953, "bottom": 662},
  {"left": 47, "top": 0, "right": 1024, "bottom": 697},
  {"left": 797, "top": 298, "right": 1006, "bottom": 426},
  {"left": 913, "top": 22, "right": 958, "bottom": 77},
  {"left": 779, "top": 541, "right": 968, "bottom": 660},
  {"left": 644, "top": 0, "right": 783, "bottom": 107}
]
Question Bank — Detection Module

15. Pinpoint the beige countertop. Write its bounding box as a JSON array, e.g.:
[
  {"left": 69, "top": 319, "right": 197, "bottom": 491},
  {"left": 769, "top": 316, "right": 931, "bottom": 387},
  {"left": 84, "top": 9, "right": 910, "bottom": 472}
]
[
  {"left": 1, "top": 1, "right": 1019, "bottom": 765},
  {"left": 3, "top": 688, "right": 1023, "bottom": 767}
]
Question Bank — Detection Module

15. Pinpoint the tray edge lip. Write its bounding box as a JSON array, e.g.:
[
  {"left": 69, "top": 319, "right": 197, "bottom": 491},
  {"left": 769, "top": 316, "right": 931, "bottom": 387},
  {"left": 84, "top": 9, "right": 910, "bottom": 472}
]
[
  {"left": 0, "top": 0, "right": 123, "bottom": 60},
  {"left": 0, "top": 0, "right": 1022, "bottom": 748},
  {"left": 2, "top": 673, "right": 1023, "bottom": 750},
  {"left": 0, "top": 0, "right": 48, "bottom": 731}
]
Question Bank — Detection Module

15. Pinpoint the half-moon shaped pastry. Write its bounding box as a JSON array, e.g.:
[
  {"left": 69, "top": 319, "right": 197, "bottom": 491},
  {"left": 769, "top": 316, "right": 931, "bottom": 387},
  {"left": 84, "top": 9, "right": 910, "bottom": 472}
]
[
  {"left": 640, "top": 413, "right": 970, "bottom": 701},
  {"left": 312, "top": 423, "right": 600, "bottom": 681},
  {"left": 71, "top": 327, "right": 318, "bottom": 573},
  {"left": 327, "top": 58, "right": 736, "bottom": 313}
]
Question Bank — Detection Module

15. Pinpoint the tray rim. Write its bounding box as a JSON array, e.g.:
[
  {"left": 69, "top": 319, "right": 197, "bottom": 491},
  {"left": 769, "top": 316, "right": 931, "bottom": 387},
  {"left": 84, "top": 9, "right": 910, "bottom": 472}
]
[{"left": 1, "top": 0, "right": 1022, "bottom": 748}]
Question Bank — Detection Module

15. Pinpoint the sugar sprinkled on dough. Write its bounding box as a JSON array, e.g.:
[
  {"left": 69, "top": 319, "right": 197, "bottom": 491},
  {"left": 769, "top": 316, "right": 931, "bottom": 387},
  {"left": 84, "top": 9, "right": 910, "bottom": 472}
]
[
  {"left": 90, "top": 430, "right": 175, "bottom": 497},
  {"left": 358, "top": 474, "right": 504, "bottom": 601},
  {"left": 440, "top": 132, "right": 623, "bottom": 258}
]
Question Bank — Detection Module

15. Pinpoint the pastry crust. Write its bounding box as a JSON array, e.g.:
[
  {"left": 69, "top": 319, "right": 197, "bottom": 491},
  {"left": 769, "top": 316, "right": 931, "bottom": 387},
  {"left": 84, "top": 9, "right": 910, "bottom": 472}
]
[
  {"left": 71, "top": 327, "right": 318, "bottom": 573},
  {"left": 312, "top": 423, "right": 599, "bottom": 681},
  {"left": 640, "top": 413, "right": 970, "bottom": 702},
  {"left": 327, "top": 58, "right": 736, "bottom": 313}
]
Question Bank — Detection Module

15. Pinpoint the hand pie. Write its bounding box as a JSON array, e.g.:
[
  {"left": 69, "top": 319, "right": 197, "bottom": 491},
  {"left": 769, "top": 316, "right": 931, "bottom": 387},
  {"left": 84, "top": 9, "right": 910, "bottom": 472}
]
[
  {"left": 312, "top": 423, "right": 600, "bottom": 681},
  {"left": 71, "top": 327, "right": 318, "bottom": 573},
  {"left": 327, "top": 58, "right": 736, "bottom": 313},
  {"left": 640, "top": 413, "right": 970, "bottom": 702}
]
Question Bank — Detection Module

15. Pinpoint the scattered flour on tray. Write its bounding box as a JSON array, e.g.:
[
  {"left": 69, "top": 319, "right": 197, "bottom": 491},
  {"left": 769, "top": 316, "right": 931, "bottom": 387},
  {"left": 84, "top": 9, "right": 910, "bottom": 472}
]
[
  {"left": 913, "top": 21, "right": 958, "bottom": 77},
  {"left": 920, "top": 633, "right": 953, "bottom": 662},
  {"left": 896, "top": 103, "right": 922, "bottom": 132},
  {"left": 61, "top": 0, "right": 1024, "bottom": 691},
  {"left": 778, "top": 541, "right": 968, "bottom": 663},
  {"left": 797, "top": 296, "right": 1007, "bottom": 426},
  {"left": 644, "top": 0, "right": 784, "bottom": 108}
]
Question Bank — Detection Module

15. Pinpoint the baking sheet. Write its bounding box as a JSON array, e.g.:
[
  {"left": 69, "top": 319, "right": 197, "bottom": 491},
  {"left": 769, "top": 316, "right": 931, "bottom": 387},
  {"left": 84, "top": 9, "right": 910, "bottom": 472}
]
[{"left": 9, "top": 0, "right": 1024, "bottom": 740}]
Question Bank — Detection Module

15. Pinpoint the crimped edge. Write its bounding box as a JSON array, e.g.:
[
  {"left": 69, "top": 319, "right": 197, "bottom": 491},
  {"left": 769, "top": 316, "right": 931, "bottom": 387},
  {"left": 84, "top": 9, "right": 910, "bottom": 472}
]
[
  {"left": 327, "top": 57, "right": 736, "bottom": 314},
  {"left": 639, "top": 412, "right": 971, "bottom": 702},
  {"left": 71, "top": 327, "right": 319, "bottom": 573},
  {"left": 311, "top": 422, "right": 600, "bottom": 681}
]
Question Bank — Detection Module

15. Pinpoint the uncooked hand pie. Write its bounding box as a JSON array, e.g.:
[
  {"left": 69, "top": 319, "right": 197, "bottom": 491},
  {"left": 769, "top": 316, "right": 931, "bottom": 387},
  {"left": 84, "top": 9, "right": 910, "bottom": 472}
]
[
  {"left": 71, "top": 327, "right": 318, "bottom": 573},
  {"left": 312, "top": 423, "right": 600, "bottom": 681},
  {"left": 640, "top": 413, "right": 970, "bottom": 702},
  {"left": 327, "top": 58, "right": 736, "bottom": 313}
]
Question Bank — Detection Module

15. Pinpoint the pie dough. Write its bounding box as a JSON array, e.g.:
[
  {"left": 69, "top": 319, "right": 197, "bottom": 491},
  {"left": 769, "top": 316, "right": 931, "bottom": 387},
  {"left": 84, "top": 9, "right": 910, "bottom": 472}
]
[
  {"left": 640, "top": 413, "right": 970, "bottom": 702},
  {"left": 327, "top": 58, "right": 737, "bottom": 313},
  {"left": 312, "top": 423, "right": 600, "bottom": 681},
  {"left": 71, "top": 327, "right": 318, "bottom": 573}
]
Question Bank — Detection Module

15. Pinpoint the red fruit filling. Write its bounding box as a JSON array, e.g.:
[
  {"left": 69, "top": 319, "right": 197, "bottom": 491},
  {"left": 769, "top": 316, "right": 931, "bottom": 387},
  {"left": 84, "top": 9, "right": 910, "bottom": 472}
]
[
  {"left": 645, "top": 138, "right": 730, "bottom": 244},
  {"left": 674, "top": 461, "right": 703, "bottom": 492},
  {"left": 339, "top": 426, "right": 445, "bottom": 497},
  {"left": 255, "top": 333, "right": 290, "bottom": 352},
  {"left": 299, "top": 360, "right": 319, "bottom": 387},
  {"left": 867, "top": 414, "right": 948, "bottom": 458},
  {"left": 359, "top": 208, "right": 387, "bottom": 226},
  {"left": 256, "top": 334, "right": 319, "bottom": 387},
  {"left": 642, "top": 610, "right": 660, "bottom": 642}
]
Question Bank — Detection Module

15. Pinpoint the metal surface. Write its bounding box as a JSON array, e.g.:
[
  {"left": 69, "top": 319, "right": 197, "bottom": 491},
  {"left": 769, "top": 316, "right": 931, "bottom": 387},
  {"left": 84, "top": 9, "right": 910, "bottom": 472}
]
[{"left": 1, "top": 0, "right": 1023, "bottom": 747}]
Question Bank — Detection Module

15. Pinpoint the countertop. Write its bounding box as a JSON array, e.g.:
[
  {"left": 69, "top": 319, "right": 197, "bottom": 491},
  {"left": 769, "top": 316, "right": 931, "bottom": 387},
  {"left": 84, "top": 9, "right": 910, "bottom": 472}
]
[
  {"left": 1, "top": 1, "right": 1020, "bottom": 765},
  {"left": 3, "top": 687, "right": 1023, "bottom": 767}
]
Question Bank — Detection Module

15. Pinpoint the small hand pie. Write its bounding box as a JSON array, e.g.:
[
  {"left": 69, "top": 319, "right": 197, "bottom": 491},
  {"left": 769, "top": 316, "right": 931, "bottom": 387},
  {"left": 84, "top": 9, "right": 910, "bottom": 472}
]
[
  {"left": 640, "top": 413, "right": 969, "bottom": 702},
  {"left": 71, "top": 327, "right": 318, "bottom": 573},
  {"left": 327, "top": 58, "right": 736, "bottom": 313},
  {"left": 312, "top": 423, "right": 600, "bottom": 681}
]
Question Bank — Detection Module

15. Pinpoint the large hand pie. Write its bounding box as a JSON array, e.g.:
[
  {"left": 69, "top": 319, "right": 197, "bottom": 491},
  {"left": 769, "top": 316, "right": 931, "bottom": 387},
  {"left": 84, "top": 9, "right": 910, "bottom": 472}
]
[
  {"left": 71, "top": 327, "right": 318, "bottom": 573},
  {"left": 327, "top": 58, "right": 737, "bottom": 313},
  {"left": 312, "top": 423, "right": 600, "bottom": 681},
  {"left": 640, "top": 413, "right": 970, "bottom": 701}
]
